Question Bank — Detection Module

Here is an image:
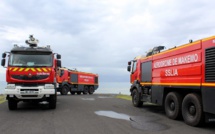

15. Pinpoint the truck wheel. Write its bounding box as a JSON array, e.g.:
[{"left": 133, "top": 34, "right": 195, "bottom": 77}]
[
  {"left": 182, "top": 93, "right": 204, "bottom": 126},
  {"left": 49, "top": 94, "right": 56, "bottom": 109},
  {"left": 61, "top": 86, "right": 69, "bottom": 95},
  {"left": 132, "top": 89, "right": 143, "bottom": 107},
  {"left": 165, "top": 92, "right": 182, "bottom": 120},
  {"left": 77, "top": 92, "right": 81, "bottom": 95},
  {"left": 83, "top": 86, "right": 88, "bottom": 95},
  {"left": 70, "top": 91, "right": 75, "bottom": 95},
  {"left": 89, "top": 86, "right": 94, "bottom": 95},
  {"left": 8, "top": 98, "right": 18, "bottom": 110}
]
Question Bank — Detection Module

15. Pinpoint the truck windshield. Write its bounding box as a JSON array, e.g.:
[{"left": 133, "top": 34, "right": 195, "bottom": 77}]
[{"left": 9, "top": 53, "right": 53, "bottom": 67}]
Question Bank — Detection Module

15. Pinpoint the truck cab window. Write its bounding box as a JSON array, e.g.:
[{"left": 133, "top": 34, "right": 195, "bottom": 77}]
[
  {"left": 132, "top": 61, "right": 137, "bottom": 73},
  {"left": 60, "top": 70, "right": 64, "bottom": 77}
]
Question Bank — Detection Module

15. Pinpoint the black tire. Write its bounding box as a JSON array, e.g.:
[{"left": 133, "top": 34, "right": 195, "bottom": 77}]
[
  {"left": 77, "top": 92, "right": 81, "bottom": 95},
  {"left": 60, "top": 86, "right": 69, "bottom": 95},
  {"left": 165, "top": 92, "right": 182, "bottom": 120},
  {"left": 132, "top": 89, "right": 143, "bottom": 107},
  {"left": 182, "top": 93, "right": 204, "bottom": 126},
  {"left": 49, "top": 94, "right": 56, "bottom": 109},
  {"left": 89, "top": 86, "right": 94, "bottom": 95},
  {"left": 83, "top": 86, "right": 88, "bottom": 95},
  {"left": 70, "top": 91, "right": 75, "bottom": 95},
  {"left": 8, "top": 98, "right": 17, "bottom": 110}
]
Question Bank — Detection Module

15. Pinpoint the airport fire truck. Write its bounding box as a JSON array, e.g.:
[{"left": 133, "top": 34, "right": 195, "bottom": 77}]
[
  {"left": 57, "top": 67, "right": 99, "bottom": 95},
  {"left": 127, "top": 36, "right": 215, "bottom": 126},
  {"left": 1, "top": 35, "right": 61, "bottom": 110}
]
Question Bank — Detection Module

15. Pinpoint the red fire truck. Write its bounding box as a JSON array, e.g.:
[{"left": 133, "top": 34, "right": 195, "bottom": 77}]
[
  {"left": 1, "top": 35, "right": 61, "bottom": 110},
  {"left": 57, "top": 68, "right": 99, "bottom": 95},
  {"left": 127, "top": 36, "right": 215, "bottom": 126}
]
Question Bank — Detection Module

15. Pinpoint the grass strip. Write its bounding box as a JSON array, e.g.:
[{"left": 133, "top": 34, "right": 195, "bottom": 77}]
[
  {"left": 0, "top": 95, "right": 6, "bottom": 104},
  {"left": 116, "top": 94, "right": 131, "bottom": 101}
]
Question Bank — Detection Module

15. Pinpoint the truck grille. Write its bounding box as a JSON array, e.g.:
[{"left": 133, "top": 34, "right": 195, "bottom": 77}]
[
  {"left": 12, "top": 75, "right": 49, "bottom": 80},
  {"left": 20, "top": 89, "right": 39, "bottom": 91},
  {"left": 205, "top": 47, "right": 215, "bottom": 82},
  {"left": 21, "top": 95, "right": 38, "bottom": 97}
]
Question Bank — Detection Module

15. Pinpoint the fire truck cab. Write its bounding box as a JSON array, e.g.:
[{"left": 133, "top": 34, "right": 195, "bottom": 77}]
[{"left": 1, "top": 35, "right": 61, "bottom": 110}]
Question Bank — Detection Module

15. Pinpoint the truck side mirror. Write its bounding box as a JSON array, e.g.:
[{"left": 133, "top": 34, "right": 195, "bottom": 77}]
[
  {"left": 57, "top": 54, "right": 61, "bottom": 59},
  {"left": 128, "top": 61, "right": 131, "bottom": 65},
  {"left": 127, "top": 65, "right": 131, "bottom": 72},
  {"left": 1, "top": 59, "right": 5, "bottom": 66},
  {"left": 57, "top": 60, "right": 61, "bottom": 67},
  {"left": 2, "top": 53, "right": 6, "bottom": 58}
]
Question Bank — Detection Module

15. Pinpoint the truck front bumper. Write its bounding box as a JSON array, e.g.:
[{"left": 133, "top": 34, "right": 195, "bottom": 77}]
[{"left": 5, "top": 84, "right": 55, "bottom": 100}]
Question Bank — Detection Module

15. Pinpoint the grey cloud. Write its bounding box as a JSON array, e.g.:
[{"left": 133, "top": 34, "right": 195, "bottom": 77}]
[
  {"left": 3, "top": 0, "right": 109, "bottom": 35},
  {"left": 1, "top": 0, "right": 215, "bottom": 83}
]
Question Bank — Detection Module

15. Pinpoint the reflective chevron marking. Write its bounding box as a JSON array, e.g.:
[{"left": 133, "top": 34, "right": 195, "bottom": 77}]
[
  {"left": 19, "top": 68, "right": 24, "bottom": 71},
  {"left": 42, "top": 68, "right": 47, "bottom": 72},
  {"left": 13, "top": 68, "right": 18, "bottom": 71},
  {"left": 10, "top": 67, "right": 51, "bottom": 72},
  {"left": 31, "top": 68, "right": 36, "bottom": 72},
  {"left": 37, "top": 68, "right": 42, "bottom": 72},
  {"left": 25, "top": 68, "right": 30, "bottom": 71}
]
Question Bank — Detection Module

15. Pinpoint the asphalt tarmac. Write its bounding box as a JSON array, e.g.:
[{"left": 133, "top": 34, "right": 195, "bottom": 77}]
[{"left": 0, "top": 94, "right": 214, "bottom": 134}]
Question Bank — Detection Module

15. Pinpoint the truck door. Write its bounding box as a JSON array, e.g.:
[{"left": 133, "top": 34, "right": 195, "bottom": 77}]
[{"left": 131, "top": 60, "right": 138, "bottom": 83}]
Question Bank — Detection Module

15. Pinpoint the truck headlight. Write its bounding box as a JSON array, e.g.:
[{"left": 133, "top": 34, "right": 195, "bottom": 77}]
[
  {"left": 45, "top": 84, "right": 54, "bottom": 89},
  {"left": 6, "top": 84, "right": 16, "bottom": 89}
]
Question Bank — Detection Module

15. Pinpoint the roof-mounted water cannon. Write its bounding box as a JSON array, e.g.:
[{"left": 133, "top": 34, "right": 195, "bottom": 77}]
[
  {"left": 25, "top": 35, "right": 39, "bottom": 47},
  {"left": 146, "top": 46, "right": 166, "bottom": 57},
  {"left": 152, "top": 46, "right": 165, "bottom": 52},
  {"left": 13, "top": 44, "right": 18, "bottom": 48}
]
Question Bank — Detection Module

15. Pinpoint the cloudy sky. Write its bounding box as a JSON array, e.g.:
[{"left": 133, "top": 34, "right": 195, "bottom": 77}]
[{"left": 0, "top": 0, "right": 215, "bottom": 84}]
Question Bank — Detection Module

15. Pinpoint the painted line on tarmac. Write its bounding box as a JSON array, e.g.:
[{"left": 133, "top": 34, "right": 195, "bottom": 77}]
[{"left": 81, "top": 98, "right": 95, "bottom": 101}]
